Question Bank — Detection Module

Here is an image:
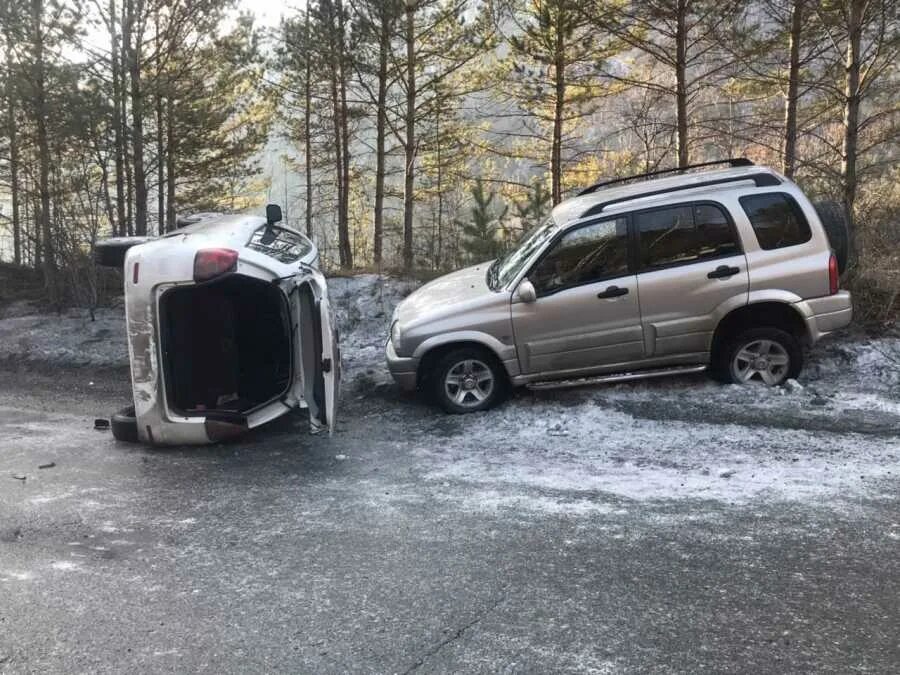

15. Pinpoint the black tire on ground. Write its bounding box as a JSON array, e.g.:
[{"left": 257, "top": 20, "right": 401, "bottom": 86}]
[
  {"left": 111, "top": 405, "right": 139, "bottom": 443},
  {"left": 812, "top": 200, "right": 851, "bottom": 274},
  {"left": 93, "top": 237, "right": 153, "bottom": 268},
  {"left": 430, "top": 346, "right": 507, "bottom": 414},
  {"left": 713, "top": 327, "right": 803, "bottom": 387}
]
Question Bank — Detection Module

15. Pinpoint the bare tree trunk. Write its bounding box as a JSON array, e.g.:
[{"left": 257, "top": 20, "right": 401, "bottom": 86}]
[
  {"left": 373, "top": 7, "right": 389, "bottom": 266},
  {"left": 551, "top": 21, "right": 565, "bottom": 205},
  {"left": 782, "top": 0, "right": 803, "bottom": 178},
  {"left": 32, "top": 190, "right": 42, "bottom": 268},
  {"left": 304, "top": 9, "right": 313, "bottom": 239},
  {"left": 166, "top": 97, "right": 176, "bottom": 230},
  {"left": 402, "top": 2, "right": 416, "bottom": 272},
  {"left": 126, "top": 0, "right": 148, "bottom": 236},
  {"left": 98, "top": 144, "right": 116, "bottom": 231},
  {"left": 327, "top": 5, "right": 346, "bottom": 267},
  {"left": 336, "top": 0, "right": 352, "bottom": 268},
  {"left": 156, "top": 96, "right": 165, "bottom": 233},
  {"left": 5, "top": 43, "right": 21, "bottom": 264},
  {"left": 674, "top": 0, "right": 689, "bottom": 168},
  {"left": 30, "top": 0, "right": 57, "bottom": 303},
  {"left": 841, "top": 0, "right": 862, "bottom": 216},
  {"left": 109, "top": 0, "right": 126, "bottom": 237},
  {"left": 435, "top": 106, "right": 443, "bottom": 270},
  {"left": 154, "top": 4, "right": 164, "bottom": 234}
]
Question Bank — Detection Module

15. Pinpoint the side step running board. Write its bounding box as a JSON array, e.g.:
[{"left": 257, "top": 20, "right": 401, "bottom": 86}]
[{"left": 527, "top": 365, "right": 707, "bottom": 391}]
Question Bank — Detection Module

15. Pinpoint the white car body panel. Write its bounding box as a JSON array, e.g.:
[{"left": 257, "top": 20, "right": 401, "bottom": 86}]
[{"left": 120, "top": 213, "right": 337, "bottom": 445}]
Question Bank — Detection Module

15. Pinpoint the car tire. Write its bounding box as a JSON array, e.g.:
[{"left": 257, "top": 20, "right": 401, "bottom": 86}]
[
  {"left": 111, "top": 405, "right": 139, "bottom": 443},
  {"left": 94, "top": 237, "right": 153, "bottom": 268},
  {"left": 431, "top": 347, "right": 506, "bottom": 414},
  {"left": 812, "top": 200, "right": 851, "bottom": 274},
  {"left": 715, "top": 327, "right": 802, "bottom": 387}
]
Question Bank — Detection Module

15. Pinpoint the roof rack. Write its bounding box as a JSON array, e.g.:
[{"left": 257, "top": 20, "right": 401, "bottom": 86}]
[
  {"left": 580, "top": 171, "right": 780, "bottom": 219},
  {"left": 577, "top": 158, "right": 755, "bottom": 196}
]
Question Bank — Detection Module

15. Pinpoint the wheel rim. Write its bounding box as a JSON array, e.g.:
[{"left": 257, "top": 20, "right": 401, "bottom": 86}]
[
  {"left": 444, "top": 359, "right": 495, "bottom": 408},
  {"left": 731, "top": 339, "right": 790, "bottom": 385}
]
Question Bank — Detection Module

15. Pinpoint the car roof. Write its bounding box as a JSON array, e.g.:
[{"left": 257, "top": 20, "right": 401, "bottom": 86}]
[{"left": 551, "top": 165, "right": 784, "bottom": 227}]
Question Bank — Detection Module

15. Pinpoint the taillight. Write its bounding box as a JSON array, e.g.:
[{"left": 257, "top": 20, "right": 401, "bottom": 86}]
[
  {"left": 828, "top": 253, "right": 839, "bottom": 295},
  {"left": 194, "top": 248, "right": 238, "bottom": 282}
]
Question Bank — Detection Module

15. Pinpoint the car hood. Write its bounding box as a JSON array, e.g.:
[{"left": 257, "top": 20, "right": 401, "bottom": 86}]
[{"left": 396, "top": 262, "right": 494, "bottom": 326}]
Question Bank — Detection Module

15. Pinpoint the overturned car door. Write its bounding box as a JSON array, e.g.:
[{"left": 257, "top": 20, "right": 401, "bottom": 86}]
[{"left": 291, "top": 268, "right": 340, "bottom": 433}]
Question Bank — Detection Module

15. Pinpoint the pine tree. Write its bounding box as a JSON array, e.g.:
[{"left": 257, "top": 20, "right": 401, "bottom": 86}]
[
  {"left": 512, "top": 180, "right": 552, "bottom": 236},
  {"left": 459, "top": 178, "right": 509, "bottom": 262},
  {"left": 506, "top": 0, "right": 622, "bottom": 204}
]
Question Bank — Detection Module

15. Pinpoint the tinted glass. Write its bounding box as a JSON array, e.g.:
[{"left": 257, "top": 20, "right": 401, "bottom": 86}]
[
  {"left": 694, "top": 204, "right": 741, "bottom": 258},
  {"left": 531, "top": 218, "right": 629, "bottom": 295},
  {"left": 637, "top": 204, "right": 739, "bottom": 268},
  {"left": 740, "top": 193, "right": 812, "bottom": 250},
  {"left": 247, "top": 226, "right": 313, "bottom": 263}
]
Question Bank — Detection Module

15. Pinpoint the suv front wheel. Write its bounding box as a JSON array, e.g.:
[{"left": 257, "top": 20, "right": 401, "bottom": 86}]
[
  {"left": 716, "top": 327, "right": 802, "bottom": 386},
  {"left": 431, "top": 347, "right": 506, "bottom": 413}
]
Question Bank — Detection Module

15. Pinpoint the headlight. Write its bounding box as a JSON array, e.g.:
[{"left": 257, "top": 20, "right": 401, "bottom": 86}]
[{"left": 391, "top": 321, "right": 403, "bottom": 352}]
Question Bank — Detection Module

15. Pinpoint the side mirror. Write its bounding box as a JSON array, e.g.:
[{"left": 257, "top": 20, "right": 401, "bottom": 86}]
[
  {"left": 266, "top": 203, "right": 282, "bottom": 225},
  {"left": 517, "top": 278, "right": 537, "bottom": 303}
]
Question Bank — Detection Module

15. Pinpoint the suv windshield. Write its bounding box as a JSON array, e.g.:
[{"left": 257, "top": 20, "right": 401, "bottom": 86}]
[{"left": 488, "top": 217, "right": 557, "bottom": 290}]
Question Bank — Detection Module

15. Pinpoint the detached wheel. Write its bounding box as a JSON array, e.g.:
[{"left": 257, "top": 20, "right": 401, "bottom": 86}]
[
  {"left": 717, "top": 327, "right": 802, "bottom": 386},
  {"left": 111, "top": 405, "right": 139, "bottom": 443},
  {"left": 431, "top": 347, "right": 506, "bottom": 413}
]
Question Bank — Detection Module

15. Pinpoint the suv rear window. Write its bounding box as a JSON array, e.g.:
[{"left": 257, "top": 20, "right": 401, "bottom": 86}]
[
  {"left": 739, "top": 193, "right": 811, "bottom": 250},
  {"left": 636, "top": 203, "right": 740, "bottom": 269},
  {"left": 248, "top": 226, "right": 313, "bottom": 263}
]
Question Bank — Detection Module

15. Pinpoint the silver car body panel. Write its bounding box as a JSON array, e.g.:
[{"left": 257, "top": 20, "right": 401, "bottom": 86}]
[
  {"left": 122, "top": 213, "right": 336, "bottom": 445},
  {"left": 386, "top": 166, "right": 853, "bottom": 391},
  {"left": 510, "top": 273, "right": 643, "bottom": 375}
]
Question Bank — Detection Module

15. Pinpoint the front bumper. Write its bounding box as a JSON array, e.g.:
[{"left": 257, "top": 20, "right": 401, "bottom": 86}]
[
  {"left": 386, "top": 338, "right": 418, "bottom": 391},
  {"left": 799, "top": 290, "right": 853, "bottom": 344}
]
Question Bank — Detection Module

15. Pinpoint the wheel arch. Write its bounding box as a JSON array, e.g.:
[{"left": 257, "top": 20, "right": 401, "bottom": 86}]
[
  {"left": 414, "top": 338, "right": 511, "bottom": 389},
  {"left": 711, "top": 301, "right": 809, "bottom": 358}
]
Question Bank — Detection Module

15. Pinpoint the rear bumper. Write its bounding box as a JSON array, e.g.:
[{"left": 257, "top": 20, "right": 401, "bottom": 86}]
[
  {"left": 385, "top": 338, "right": 418, "bottom": 391},
  {"left": 798, "top": 291, "right": 853, "bottom": 344}
]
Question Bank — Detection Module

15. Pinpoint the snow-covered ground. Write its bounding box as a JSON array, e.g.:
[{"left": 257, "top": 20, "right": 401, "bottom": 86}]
[
  {"left": 0, "top": 274, "right": 417, "bottom": 374},
  {"left": 1, "top": 274, "right": 898, "bottom": 510}
]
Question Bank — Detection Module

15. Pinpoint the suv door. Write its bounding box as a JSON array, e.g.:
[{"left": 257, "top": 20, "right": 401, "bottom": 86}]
[
  {"left": 291, "top": 270, "right": 340, "bottom": 433},
  {"left": 634, "top": 202, "right": 748, "bottom": 358},
  {"left": 511, "top": 216, "right": 644, "bottom": 376}
]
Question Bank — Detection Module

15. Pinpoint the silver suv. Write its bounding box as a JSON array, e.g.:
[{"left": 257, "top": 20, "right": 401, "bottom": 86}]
[{"left": 387, "top": 159, "right": 853, "bottom": 413}]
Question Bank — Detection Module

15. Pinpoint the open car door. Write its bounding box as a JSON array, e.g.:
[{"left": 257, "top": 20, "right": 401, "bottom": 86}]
[{"left": 291, "top": 269, "right": 340, "bottom": 434}]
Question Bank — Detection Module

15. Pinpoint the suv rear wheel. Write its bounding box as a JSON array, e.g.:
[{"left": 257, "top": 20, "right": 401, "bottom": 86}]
[
  {"left": 716, "top": 327, "right": 802, "bottom": 386},
  {"left": 431, "top": 347, "right": 506, "bottom": 413}
]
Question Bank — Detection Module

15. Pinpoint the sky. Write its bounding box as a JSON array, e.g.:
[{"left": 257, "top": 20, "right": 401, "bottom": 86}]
[{"left": 239, "top": 0, "right": 299, "bottom": 29}]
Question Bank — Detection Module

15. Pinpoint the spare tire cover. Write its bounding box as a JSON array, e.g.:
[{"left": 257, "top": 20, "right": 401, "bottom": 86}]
[{"left": 812, "top": 200, "right": 851, "bottom": 274}]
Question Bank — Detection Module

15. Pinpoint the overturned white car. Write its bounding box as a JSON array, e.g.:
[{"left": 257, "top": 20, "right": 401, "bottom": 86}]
[{"left": 95, "top": 205, "right": 340, "bottom": 445}]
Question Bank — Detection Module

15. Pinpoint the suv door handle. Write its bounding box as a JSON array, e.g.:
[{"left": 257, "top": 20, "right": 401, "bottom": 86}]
[
  {"left": 707, "top": 265, "right": 740, "bottom": 279},
  {"left": 597, "top": 285, "right": 628, "bottom": 299}
]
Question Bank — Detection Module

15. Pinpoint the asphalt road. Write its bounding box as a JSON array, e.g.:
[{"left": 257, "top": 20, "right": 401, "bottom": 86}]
[{"left": 1, "top": 363, "right": 899, "bottom": 673}]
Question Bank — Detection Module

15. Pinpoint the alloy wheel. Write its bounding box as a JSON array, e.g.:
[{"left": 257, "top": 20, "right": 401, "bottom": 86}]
[
  {"left": 444, "top": 359, "right": 495, "bottom": 408},
  {"left": 731, "top": 339, "right": 790, "bottom": 385}
]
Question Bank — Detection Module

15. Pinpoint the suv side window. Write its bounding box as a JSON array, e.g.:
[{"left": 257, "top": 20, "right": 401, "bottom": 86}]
[
  {"left": 739, "top": 193, "right": 811, "bottom": 250},
  {"left": 636, "top": 203, "right": 739, "bottom": 269},
  {"left": 530, "top": 217, "right": 629, "bottom": 295}
]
